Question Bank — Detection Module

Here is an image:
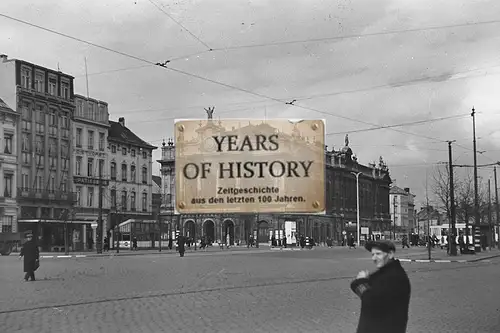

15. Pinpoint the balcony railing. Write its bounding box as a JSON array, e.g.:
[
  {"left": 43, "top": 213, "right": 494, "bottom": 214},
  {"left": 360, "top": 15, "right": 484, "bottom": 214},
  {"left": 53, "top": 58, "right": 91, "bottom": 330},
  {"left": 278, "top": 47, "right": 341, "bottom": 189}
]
[{"left": 17, "top": 187, "right": 77, "bottom": 203}]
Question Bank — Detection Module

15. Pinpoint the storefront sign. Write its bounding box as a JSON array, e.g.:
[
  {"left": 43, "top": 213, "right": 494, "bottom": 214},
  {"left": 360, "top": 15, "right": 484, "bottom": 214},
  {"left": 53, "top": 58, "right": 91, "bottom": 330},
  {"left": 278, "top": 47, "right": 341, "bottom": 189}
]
[
  {"left": 73, "top": 176, "right": 109, "bottom": 186},
  {"left": 175, "top": 119, "right": 325, "bottom": 214}
]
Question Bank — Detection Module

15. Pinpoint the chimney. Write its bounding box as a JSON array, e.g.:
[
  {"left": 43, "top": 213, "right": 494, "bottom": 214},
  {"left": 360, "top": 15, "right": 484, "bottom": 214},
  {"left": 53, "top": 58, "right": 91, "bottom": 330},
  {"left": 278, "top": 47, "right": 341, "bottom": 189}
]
[
  {"left": 0, "top": 54, "right": 8, "bottom": 62},
  {"left": 404, "top": 187, "right": 410, "bottom": 193},
  {"left": 118, "top": 117, "right": 125, "bottom": 127}
]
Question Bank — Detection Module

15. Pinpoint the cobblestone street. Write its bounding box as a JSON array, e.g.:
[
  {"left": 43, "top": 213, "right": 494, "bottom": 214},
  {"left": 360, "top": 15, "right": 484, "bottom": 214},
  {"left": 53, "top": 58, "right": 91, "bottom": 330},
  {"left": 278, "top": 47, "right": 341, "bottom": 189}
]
[{"left": 1, "top": 248, "right": 499, "bottom": 333}]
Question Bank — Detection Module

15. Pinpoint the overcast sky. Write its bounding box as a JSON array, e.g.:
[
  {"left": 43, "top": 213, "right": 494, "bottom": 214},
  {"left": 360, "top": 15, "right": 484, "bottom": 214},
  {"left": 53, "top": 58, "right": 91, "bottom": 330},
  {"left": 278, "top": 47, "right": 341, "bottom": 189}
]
[{"left": 2, "top": 0, "right": 500, "bottom": 208}]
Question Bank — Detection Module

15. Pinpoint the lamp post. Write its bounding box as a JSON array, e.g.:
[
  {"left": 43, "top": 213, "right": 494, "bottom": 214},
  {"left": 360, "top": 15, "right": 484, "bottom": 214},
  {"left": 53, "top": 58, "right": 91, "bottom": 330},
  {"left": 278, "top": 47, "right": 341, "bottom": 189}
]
[{"left": 351, "top": 171, "right": 362, "bottom": 247}]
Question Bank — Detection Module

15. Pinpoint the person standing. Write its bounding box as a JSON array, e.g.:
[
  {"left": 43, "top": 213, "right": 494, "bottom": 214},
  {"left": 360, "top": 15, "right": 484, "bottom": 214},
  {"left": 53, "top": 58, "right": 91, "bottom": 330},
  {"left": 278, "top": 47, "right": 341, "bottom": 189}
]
[
  {"left": 177, "top": 235, "right": 186, "bottom": 257},
  {"left": 19, "top": 231, "right": 40, "bottom": 282},
  {"left": 350, "top": 240, "right": 411, "bottom": 333}
]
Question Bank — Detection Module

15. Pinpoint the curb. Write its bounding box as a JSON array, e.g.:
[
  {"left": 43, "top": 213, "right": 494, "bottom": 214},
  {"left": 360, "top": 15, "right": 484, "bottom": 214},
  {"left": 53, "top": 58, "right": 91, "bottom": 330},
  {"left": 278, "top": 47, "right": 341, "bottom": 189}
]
[{"left": 398, "top": 253, "right": 500, "bottom": 263}]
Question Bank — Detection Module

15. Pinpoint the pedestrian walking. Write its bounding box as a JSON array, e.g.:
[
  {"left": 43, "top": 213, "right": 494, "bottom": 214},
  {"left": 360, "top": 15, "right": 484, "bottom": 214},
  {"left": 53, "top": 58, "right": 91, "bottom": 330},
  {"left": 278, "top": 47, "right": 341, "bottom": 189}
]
[
  {"left": 401, "top": 235, "right": 410, "bottom": 249},
  {"left": 350, "top": 240, "right": 411, "bottom": 333},
  {"left": 132, "top": 237, "right": 138, "bottom": 251},
  {"left": 19, "top": 231, "right": 40, "bottom": 282}
]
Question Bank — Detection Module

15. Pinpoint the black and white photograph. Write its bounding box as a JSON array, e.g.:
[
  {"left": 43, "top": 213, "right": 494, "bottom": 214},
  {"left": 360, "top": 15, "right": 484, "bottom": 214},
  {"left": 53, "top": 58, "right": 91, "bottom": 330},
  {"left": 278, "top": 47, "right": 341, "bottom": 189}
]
[{"left": 1, "top": 1, "right": 500, "bottom": 332}]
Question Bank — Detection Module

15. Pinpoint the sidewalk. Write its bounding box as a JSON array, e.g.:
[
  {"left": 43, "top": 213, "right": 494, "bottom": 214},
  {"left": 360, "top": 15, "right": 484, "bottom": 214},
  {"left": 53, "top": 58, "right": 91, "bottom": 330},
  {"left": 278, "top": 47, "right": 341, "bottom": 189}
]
[
  {"left": 398, "top": 248, "right": 500, "bottom": 263},
  {"left": 38, "top": 245, "right": 271, "bottom": 259}
]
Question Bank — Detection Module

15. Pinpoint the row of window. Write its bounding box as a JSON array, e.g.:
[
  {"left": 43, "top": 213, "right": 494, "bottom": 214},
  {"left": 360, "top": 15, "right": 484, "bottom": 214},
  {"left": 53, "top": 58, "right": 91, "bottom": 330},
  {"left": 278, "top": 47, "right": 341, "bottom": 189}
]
[
  {"left": 110, "top": 161, "right": 148, "bottom": 183},
  {"left": 75, "top": 128, "right": 105, "bottom": 151},
  {"left": 22, "top": 104, "right": 70, "bottom": 129},
  {"left": 19, "top": 172, "right": 69, "bottom": 192},
  {"left": 75, "top": 186, "right": 149, "bottom": 212},
  {"left": 75, "top": 100, "right": 107, "bottom": 122},
  {"left": 21, "top": 66, "right": 70, "bottom": 99},
  {"left": 110, "top": 145, "right": 148, "bottom": 159}
]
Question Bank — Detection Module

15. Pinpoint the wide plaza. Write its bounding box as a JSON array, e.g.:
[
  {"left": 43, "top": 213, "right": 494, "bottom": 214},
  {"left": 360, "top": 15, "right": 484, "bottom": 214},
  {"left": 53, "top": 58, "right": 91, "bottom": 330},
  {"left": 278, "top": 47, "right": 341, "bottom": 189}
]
[{"left": 1, "top": 247, "right": 499, "bottom": 333}]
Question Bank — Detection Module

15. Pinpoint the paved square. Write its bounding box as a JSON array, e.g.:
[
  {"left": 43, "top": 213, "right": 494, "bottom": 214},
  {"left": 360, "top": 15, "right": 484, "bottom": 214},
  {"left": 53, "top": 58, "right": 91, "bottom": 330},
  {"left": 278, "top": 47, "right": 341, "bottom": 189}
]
[{"left": 1, "top": 248, "right": 498, "bottom": 333}]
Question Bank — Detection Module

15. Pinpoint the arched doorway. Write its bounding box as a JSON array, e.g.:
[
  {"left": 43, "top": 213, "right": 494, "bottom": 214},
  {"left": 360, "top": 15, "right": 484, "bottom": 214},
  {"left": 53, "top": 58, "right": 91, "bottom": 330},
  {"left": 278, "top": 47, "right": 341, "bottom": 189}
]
[
  {"left": 257, "top": 221, "right": 269, "bottom": 243},
  {"left": 184, "top": 220, "right": 196, "bottom": 240},
  {"left": 223, "top": 219, "right": 235, "bottom": 245},
  {"left": 203, "top": 220, "right": 215, "bottom": 243}
]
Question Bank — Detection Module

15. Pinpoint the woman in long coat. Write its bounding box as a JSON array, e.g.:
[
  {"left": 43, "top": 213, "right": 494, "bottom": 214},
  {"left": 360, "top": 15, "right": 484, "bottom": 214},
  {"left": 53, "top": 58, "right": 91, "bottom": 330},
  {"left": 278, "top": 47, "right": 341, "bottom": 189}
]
[{"left": 19, "top": 232, "right": 40, "bottom": 281}]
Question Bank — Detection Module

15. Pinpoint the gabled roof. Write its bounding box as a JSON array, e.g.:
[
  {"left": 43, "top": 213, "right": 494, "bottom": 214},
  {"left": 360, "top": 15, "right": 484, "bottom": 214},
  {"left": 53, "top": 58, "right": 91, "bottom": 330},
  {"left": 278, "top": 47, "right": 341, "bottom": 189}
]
[
  {"left": 0, "top": 97, "right": 15, "bottom": 112},
  {"left": 108, "top": 121, "right": 157, "bottom": 150}
]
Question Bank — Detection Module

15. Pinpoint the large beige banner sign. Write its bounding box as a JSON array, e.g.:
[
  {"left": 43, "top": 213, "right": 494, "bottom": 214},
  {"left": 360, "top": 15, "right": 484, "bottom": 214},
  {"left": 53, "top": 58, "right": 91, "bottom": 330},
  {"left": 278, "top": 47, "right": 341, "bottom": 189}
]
[{"left": 175, "top": 119, "right": 325, "bottom": 214}]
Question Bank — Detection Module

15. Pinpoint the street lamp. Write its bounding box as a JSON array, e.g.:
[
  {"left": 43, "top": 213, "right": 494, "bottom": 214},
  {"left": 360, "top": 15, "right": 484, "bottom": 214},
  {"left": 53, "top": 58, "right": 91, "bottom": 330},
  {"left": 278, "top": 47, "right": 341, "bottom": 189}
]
[{"left": 351, "top": 171, "right": 362, "bottom": 247}]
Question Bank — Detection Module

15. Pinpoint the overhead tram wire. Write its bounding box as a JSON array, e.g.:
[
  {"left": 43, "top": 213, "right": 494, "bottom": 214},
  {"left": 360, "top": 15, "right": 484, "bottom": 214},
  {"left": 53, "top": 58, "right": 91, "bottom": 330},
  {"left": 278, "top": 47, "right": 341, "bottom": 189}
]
[
  {"left": 147, "top": 0, "right": 212, "bottom": 51},
  {"left": 211, "top": 19, "right": 500, "bottom": 52},
  {"left": 1, "top": 13, "right": 495, "bottom": 159}
]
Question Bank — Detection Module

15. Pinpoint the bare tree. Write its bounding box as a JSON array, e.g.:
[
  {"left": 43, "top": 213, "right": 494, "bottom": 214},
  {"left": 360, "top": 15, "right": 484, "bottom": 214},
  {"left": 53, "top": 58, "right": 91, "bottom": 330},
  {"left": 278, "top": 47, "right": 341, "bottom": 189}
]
[{"left": 431, "top": 165, "right": 458, "bottom": 222}]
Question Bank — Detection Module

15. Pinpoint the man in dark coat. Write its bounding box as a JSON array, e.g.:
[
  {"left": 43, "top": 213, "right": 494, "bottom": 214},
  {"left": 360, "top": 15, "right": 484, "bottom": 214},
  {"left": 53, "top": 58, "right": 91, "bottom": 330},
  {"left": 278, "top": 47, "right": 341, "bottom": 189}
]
[
  {"left": 19, "top": 232, "right": 40, "bottom": 282},
  {"left": 350, "top": 240, "right": 411, "bottom": 333},
  {"left": 177, "top": 235, "right": 186, "bottom": 257}
]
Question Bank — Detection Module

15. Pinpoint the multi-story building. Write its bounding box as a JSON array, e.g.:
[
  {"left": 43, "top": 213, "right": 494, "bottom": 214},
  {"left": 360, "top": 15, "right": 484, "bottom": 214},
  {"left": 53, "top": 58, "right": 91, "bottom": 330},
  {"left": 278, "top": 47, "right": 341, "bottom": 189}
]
[
  {"left": 0, "top": 97, "right": 19, "bottom": 233},
  {"left": 416, "top": 205, "right": 443, "bottom": 235},
  {"left": 158, "top": 112, "right": 392, "bottom": 246},
  {"left": 107, "top": 117, "right": 157, "bottom": 237},
  {"left": 72, "top": 94, "right": 110, "bottom": 249},
  {"left": 0, "top": 54, "right": 76, "bottom": 251},
  {"left": 389, "top": 186, "right": 416, "bottom": 236}
]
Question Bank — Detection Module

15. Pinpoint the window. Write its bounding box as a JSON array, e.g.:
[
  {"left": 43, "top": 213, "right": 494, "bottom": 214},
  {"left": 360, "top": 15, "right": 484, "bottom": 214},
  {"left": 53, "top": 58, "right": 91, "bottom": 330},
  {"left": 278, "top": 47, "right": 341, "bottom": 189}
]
[
  {"left": 76, "top": 128, "right": 82, "bottom": 147},
  {"left": 22, "top": 153, "right": 31, "bottom": 165},
  {"left": 131, "top": 165, "right": 136, "bottom": 182},
  {"left": 122, "top": 147, "right": 127, "bottom": 155},
  {"left": 76, "top": 100, "right": 84, "bottom": 117},
  {"left": 142, "top": 167, "right": 147, "bottom": 184},
  {"left": 21, "top": 67, "right": 31, "bottom": 89},
  {"left": 35, "top": 72, "right": 44, "bottom": 93},
  {"left": 22, "top": 174, "right": 29, "bottom": 190},
  {"left": 76, "top": 186, "right": 82, "bottom": 206},
  {"left": 1, "top": 216, "right": 14, "bottom": 233},
  {"left": 110, "top": 189, "right": 116, "bottom": 208},
  {"left": 121, "top": 164, "right": 127, "bottom": 181},
  {"left": 3, "top": 134, "right": 12, "bottom": 154},
  {"left": 35, "top": 135, "right": 43, "bottom": 154},
  {"left": 49, "top": 174, "right": 56, "bottom": 192},
  {"left": 121, "top": 190, "right": 127, "bottom": 211},
  {"left": 99, "top": 133, "right": 105, "bottom": 151},
  {"left": 110, "top": 162, "right": 116, "bottom": 180},
  {"left": 48, "top": 112, "right": 57, "bottom": 136},
  {"left": 3, "top": 173, "right": 13, "bottom": 197},
  {"left": 131, "top": 149, "right": 136, "bottom": 157},
  {"left": 142, "top": 193, "right": 147, "bottom": 212},
  {"left": 88, "top": 103, "right": 95, "bottom": 120},
  {"left": 35, "top": 175, "right": 43, "bottom": 190},
  {"left": 88, "top": 187, "right": 94, "bottom": 207},
  {"left": 88, "top": 158, "right": 94, "bottom": 177},
  {"left": 76, "top": 156, "right": 82, "bottom": 176},
  {"left": 131, "top": 192, "right": 136, "bottom": 211},
  {"left": 111, "top": 145, "right": 116, "bottom": 153},
  {"left": 48, "top": 76, "right": 57, "bottom": 95},
  {"left": 36, "top": 154, "right": 44, "bottom": 168},
  {"left": 61, "top": 80, "right": 69, "bottom": 99},
  {"left": 98, "top": 159, "right": 105, "bottom": 177},
  {"left": 21, "top": 134, "right": 30, "bottom": 152},
  {"left": 88, "top": 130, "right": 94, "bottom": 150},
  {"left": 142, "top": 151, "right": 147, "bottom": 159}
]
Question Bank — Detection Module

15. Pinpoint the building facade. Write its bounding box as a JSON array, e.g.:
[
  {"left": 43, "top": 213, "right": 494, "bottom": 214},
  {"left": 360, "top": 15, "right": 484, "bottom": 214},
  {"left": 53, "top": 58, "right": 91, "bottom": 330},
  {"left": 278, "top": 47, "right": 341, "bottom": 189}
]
[
  {"left": 158, "top": 113, "right": 392, "bottom": 246},
  {"left": 72, "top": 94, "right": 110, "bottom": 249},
  {"left": 0, "top": 97, "right": 19, "bottom": 233},
  {"left": 107, "top": 117, "right": 157, "bottom": 237},
  {"left": 389, "top": 186, "right": 416, "bottom": 237},
  {"left": 0, "top": 55, "right": 76, "bottom": 251},
  {"left": 416, "top": 205, "right": 442, "bottom": 235}
]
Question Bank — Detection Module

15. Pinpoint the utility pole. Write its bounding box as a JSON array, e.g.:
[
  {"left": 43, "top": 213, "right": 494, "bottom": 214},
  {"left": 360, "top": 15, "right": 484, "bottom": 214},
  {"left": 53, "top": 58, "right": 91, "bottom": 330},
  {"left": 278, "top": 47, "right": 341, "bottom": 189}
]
[
  {"left": 425, "top": 169, "right": 431, "bottom": 260},
  {"left": 392, "top": 196, "right": 397, "bottom": 240},
  {"left": 494, "top": 167, "right": 500, "bottom": 250},
  {"left": 448, "top": 141, "right": 458, "bottom": 255},
  {"left": 488, "top": 178, "right": 492, "bottom": 250},
  {"left": 351, "top": 171, "right": 362, "bottom": 247},
  {"left": 97, "top": 164, "right": 103, "bottom": 254},
  {"left": 471, "top": 107, "right": 481, "bottom": 252}
]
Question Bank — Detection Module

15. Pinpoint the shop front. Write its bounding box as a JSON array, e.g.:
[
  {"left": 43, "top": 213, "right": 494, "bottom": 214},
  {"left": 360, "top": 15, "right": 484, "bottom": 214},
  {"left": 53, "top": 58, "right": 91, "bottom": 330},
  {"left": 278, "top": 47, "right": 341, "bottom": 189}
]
[{"left": 17, "top": 219, "right": 94, "bottom": 252}]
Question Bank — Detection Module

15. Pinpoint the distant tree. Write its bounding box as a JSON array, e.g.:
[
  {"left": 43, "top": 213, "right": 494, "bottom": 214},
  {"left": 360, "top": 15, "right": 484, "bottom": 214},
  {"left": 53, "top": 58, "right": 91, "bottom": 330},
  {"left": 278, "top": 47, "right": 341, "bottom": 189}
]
[{"left": 431, "top": 165, "right": 458, "bottom": 222}]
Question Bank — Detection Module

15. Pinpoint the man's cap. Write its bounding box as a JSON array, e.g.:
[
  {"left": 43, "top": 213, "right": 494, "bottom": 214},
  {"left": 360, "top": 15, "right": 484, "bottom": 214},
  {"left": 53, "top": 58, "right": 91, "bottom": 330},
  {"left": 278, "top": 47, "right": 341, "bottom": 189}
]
[{"left": 365, "top": 240, "right": 396, "bottom": 253}]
